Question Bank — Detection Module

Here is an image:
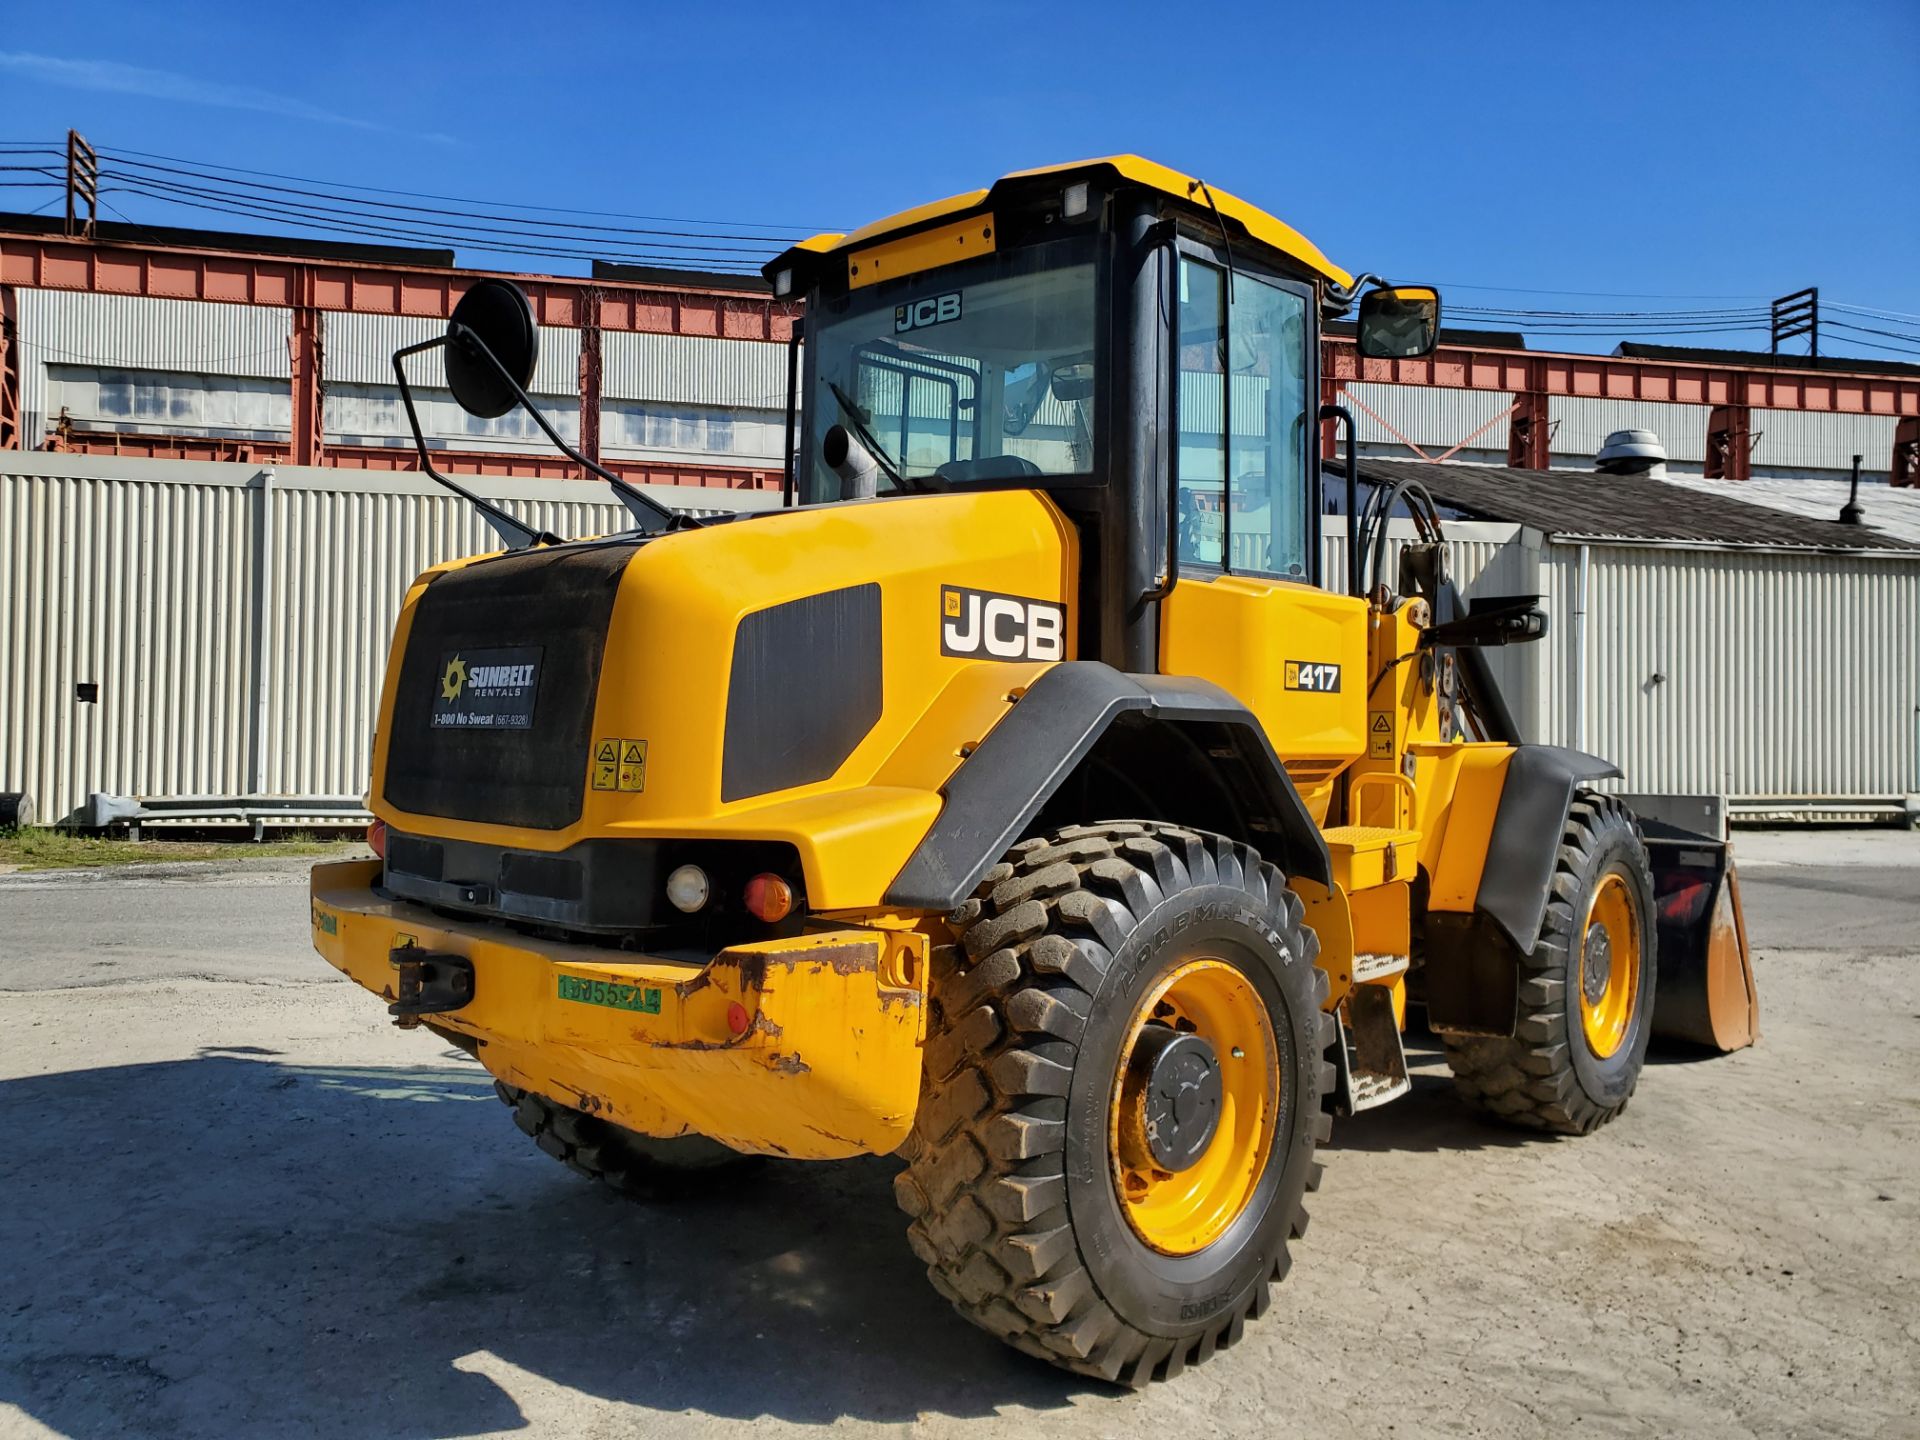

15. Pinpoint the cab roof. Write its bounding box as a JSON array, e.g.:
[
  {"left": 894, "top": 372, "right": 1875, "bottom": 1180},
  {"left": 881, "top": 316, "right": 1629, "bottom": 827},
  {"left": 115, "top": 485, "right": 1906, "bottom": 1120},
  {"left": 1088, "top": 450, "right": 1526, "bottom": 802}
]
[{"left": 766, "top": 155, "right": 1353, "bottom": 290}]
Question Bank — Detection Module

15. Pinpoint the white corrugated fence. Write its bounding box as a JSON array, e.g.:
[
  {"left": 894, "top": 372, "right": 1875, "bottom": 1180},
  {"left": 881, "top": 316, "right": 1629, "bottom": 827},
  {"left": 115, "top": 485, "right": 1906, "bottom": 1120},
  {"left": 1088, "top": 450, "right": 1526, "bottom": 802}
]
[{"left": 3, "top": 452, "right": 1916, "bottom": 826}]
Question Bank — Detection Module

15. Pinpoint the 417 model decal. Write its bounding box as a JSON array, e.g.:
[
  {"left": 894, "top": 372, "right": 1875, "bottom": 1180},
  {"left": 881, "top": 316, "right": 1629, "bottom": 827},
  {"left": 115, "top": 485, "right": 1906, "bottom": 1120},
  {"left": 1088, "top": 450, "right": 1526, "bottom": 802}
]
[{"left": 1283, "top": 661, "right": 1342, "bottom": 693}]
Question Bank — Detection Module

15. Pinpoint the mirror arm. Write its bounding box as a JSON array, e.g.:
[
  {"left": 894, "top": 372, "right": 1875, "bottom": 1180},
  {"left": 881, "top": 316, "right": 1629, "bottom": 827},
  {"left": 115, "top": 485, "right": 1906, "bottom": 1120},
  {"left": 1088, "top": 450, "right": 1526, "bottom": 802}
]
[
  {"left": 392, "top": 339, "right": 559, "bottom": 551},
  {"left": 446, "top": 321, "right": 691, "bottom": 535}
]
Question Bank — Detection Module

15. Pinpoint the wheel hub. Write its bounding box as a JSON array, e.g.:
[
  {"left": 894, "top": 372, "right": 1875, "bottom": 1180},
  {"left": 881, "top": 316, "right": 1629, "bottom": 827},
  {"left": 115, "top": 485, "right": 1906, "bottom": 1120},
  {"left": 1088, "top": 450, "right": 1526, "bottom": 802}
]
[
  {"left": 1120, "top": 1026, "right": 1223, "bottom": 1173},
  {"left": 1582, "top": 922, "right": 1613, "bottom": 1005}
]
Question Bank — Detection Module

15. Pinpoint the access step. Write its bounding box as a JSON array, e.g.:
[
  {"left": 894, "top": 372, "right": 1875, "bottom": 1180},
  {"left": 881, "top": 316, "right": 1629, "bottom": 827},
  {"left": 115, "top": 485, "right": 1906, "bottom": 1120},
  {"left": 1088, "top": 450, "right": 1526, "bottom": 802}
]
[{"left": 1331, "top": 982, "right": 1412, "bottom": 1115}]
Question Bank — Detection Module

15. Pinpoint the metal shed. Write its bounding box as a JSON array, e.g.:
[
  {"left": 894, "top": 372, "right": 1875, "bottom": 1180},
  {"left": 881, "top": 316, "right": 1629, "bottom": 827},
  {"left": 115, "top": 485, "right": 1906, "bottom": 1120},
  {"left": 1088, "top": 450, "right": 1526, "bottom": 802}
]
[{"left": 1350, "top": 457, "right": 1920, "bottom": 822}]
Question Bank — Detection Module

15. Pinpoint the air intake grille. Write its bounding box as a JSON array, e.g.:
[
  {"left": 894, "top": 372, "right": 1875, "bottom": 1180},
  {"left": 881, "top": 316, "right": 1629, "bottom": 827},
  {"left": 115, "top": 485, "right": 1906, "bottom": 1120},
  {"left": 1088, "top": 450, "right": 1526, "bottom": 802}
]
[{"left": 385, "top": 543, "right": 638, "bottom": 830}]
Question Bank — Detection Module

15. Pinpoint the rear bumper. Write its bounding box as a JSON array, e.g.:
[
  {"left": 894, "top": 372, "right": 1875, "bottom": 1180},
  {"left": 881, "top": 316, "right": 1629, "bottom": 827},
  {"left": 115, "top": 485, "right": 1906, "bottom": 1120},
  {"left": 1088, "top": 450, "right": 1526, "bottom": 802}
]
[{"left": 309, "top": 859, "right": 928, "bottom": 1159}]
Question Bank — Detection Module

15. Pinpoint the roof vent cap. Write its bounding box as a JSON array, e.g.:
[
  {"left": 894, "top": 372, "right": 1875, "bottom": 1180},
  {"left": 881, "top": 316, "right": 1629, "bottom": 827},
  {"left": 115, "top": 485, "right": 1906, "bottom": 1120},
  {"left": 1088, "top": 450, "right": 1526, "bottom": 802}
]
[{"left": 1596, "top": 428, "right": 1668, "bottom": 478}]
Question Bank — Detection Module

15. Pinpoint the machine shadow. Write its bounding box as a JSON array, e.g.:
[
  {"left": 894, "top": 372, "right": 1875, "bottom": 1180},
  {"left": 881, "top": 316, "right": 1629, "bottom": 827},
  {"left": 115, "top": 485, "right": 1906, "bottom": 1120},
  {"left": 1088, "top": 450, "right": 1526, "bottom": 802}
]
[
  {"left": 0, "top": 1053, "right": 1087, "bottom": 1438},
  {"left": 1324, "top": 1053, "right": 1536, "bottom": 1156}
]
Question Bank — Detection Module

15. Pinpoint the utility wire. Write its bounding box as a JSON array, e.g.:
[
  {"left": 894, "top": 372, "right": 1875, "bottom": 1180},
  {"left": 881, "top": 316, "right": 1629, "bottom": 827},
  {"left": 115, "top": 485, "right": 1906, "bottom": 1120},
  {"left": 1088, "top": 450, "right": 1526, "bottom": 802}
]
[
  {"left": 108, "top": 171, "right": 779, "bottom": 260},
  {"left": 102, "top": 152, "right": 810, "bottom": 247},
  {"left": 97, "top": 143, "right": 829, "bottom": 236},
  {"left": 102, "top": 180, "right": 769, "bottom": 271}
]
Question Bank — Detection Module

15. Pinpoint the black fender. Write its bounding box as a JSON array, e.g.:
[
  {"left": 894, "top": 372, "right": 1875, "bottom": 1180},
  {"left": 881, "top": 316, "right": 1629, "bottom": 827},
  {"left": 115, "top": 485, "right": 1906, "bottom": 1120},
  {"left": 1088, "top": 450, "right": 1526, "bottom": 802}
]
[
  {"left": 1422, "top": 744, "right": 1621, "bottom": 1037},
  {"left": 1475, "top": 744, "right": 1623, "bottom": 952},
  {"left": 884, "top": 661, "right": 1331, "bottom": 912}
]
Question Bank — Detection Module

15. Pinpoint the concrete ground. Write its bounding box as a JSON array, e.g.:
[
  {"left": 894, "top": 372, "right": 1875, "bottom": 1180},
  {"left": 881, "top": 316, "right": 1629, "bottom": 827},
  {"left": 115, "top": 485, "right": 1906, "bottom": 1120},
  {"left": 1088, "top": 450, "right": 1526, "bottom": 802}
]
[{"left": 1, "top": 832, "right": 1915, "bottom": 1439}]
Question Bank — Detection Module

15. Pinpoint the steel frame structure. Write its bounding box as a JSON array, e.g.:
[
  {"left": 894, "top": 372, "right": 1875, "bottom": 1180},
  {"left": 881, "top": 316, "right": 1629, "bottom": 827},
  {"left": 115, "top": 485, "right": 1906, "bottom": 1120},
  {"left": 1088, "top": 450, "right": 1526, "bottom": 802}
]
[{"left": 4, "top": 229, "right": 1916, "bottom": 486}]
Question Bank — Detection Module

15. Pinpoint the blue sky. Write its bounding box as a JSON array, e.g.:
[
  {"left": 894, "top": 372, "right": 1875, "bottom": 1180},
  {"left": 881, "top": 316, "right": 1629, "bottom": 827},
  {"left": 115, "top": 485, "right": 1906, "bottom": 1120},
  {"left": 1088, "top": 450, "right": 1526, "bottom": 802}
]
[{"left": 2, "top": 0, "right": 1916, "bottom": 359}]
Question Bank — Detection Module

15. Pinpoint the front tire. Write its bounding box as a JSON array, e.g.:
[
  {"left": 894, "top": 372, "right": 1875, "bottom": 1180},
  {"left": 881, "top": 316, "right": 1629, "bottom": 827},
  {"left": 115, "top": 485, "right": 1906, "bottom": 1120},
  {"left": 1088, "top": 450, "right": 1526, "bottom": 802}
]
[
  {"left": 894, "top": 823, "right": 1335, "bottom": 1385},
  {"left": 1443, "top": 793, "right": 1658, "bottom": 1135}
]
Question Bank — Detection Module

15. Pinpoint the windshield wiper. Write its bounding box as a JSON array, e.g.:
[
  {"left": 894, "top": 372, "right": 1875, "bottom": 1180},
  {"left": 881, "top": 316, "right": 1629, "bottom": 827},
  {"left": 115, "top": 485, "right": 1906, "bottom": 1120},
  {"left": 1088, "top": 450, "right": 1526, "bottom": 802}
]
[{"left": 826, "top": 381, "right": 923, "bottom": 493}]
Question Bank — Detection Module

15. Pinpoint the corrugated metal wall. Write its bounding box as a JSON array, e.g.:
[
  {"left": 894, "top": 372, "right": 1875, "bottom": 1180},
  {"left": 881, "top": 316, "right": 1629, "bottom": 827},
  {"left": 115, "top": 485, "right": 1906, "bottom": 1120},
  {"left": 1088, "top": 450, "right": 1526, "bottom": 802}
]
[
  {"left": 0, "top": 451, "right": 759, "bottom": 823},
  {"left": 18, "top": 290, "right": 292, "bottom": 444},
  {"left": 1, "top": 457, "right": 260, "bottom": 819},
  {"left": 18, "top": 292, "right": 1905, "bottom": 477},
  {"left": 1537, "top": 542, "right": 1920, "bottom": 805},
  {"left": 603, "top": 332, "right": 789, "bottom": 407},
  {"left": 5, "top": 452, "right": 1915, "bottom": 824},
  {"left": 325, "top": 312, "right": 581, "bottom": 394},
  {"left": 1339, "top": 381, "right": 1516, "bottom": 458}
]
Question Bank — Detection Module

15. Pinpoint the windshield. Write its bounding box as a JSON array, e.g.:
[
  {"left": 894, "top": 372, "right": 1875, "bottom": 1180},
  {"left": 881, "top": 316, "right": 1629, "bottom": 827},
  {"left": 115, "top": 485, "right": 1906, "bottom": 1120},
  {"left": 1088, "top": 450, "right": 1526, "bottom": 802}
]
[{"left": 802, "top": 235, "right": 1098, "bottom": 503}]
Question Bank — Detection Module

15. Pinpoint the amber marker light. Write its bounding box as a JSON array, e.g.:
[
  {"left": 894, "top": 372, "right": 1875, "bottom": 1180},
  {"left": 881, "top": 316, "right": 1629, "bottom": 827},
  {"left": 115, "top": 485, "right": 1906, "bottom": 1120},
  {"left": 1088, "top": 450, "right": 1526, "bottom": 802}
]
[{"left": 743, "top": 873, "right": 795, "bottom": 923}]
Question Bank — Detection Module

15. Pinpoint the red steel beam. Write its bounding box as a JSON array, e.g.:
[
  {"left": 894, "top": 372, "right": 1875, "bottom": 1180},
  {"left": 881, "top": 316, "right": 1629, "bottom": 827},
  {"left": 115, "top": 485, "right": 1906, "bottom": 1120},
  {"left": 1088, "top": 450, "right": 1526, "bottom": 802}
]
[
  {"left": 0, "top": 231, "right": 800, "bottom": 341},
  {"left": 0, "top": 284, "right": 18, "bottom": 451},
  {"left": 1321, "top": 338, "right": 1920, "bottom": 419},
  {"left": 8, "top": 229, "right": 1918, "bottom": 483},
  {"left": 578, "top": 287, "right": 603, "bottom": 476},
  {"left": 289, "top": 276, "right": 325, "bottom": 467},
  {"left": 50, "top": 429, "right": 781, "bottom": 489}
]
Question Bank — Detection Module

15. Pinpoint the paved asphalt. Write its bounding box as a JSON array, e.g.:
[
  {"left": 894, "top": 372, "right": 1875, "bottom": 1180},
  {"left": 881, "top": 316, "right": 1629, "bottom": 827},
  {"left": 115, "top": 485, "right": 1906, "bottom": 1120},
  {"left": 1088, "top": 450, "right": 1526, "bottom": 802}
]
[{"left": 0, "top": 829, "right": 1914, "bottom": 1439}]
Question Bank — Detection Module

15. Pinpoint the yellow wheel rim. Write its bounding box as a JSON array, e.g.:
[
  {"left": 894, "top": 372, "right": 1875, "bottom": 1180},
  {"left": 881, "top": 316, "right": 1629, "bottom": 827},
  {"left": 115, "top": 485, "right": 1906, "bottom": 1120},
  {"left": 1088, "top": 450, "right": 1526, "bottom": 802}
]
[
  {"left": 1578, "top": 872, "right": 1642, "bottom": 1059},
  {"left": 1109, "top": 958, "right": 1279, "bottom": 1256}
]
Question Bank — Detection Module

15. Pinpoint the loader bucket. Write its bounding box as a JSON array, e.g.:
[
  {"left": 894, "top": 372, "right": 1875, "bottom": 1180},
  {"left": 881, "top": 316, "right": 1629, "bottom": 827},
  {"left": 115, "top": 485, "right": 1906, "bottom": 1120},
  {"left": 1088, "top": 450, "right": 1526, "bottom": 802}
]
[{"left": 1620, "top": 794, "right": 1759, "bottom": 1052}]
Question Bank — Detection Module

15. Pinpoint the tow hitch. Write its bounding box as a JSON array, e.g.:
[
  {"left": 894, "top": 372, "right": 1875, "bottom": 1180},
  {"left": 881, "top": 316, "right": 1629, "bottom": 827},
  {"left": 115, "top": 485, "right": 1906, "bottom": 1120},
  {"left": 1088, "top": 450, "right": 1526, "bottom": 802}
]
[{"left": 388, "top": 944, "right": 476, "bottom": 1027}]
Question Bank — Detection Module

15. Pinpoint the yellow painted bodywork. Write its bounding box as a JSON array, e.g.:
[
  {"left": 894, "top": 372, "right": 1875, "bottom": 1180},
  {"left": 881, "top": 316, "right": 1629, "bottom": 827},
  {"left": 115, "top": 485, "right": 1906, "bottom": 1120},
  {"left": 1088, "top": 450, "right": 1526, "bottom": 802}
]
[
  {"left": 1159, "top": 574, "right": 1525, "bottom": 1016},
  {"left": 371, "top": 489, "right": 1077, "bottom": 911},
  {"left": 312, "top": 859, "right": 927, "bottom": 1159},
  {"left": 329, "top": 487, "right": 1081, "bottom": 1159},
  {"left": 329, "top": 492, "right": 1535, "bottom": 1155},
  {"left": 848, "top": 213, "right": 997, "bottom": 289},
  {"left": 771, "top": 154, "right": 1352, "bottom": 291}
]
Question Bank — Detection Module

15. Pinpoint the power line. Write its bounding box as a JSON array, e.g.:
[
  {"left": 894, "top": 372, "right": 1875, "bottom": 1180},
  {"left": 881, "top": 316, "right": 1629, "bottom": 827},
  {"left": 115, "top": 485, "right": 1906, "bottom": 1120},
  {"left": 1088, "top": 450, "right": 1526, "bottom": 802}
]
[
  {"left": 104, "top": 180, "right": 769, "bottom": 271},
  {"left": 101, "top": 152, "right": 811, "bottom": 247},
  {"left": 108, "top": 170, "right": 781, "bottom": 261},
  {"left": 1435, "top": 280, "right": 1773, "bottom": 302},
  {"left": 98, "top": 142, "right": 832, "bottom": 237}
]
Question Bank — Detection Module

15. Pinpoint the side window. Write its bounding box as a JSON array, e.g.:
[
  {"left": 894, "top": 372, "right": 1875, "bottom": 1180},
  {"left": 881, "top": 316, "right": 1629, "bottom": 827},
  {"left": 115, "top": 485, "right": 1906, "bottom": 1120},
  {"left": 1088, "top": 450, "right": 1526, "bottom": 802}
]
[
  {"left": 1175, "top": 258, "right": 1311, "bottom": 578},
  {"left": 1176, "top": 259, "right": 1228, "bottom": 567}
]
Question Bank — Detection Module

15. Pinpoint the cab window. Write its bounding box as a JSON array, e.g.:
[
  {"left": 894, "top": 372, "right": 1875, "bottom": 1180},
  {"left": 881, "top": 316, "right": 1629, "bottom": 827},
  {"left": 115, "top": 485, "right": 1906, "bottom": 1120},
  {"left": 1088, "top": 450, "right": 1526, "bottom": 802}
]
[{"left": 1175, "top": 258, "right": 1311, "bottom": 578}]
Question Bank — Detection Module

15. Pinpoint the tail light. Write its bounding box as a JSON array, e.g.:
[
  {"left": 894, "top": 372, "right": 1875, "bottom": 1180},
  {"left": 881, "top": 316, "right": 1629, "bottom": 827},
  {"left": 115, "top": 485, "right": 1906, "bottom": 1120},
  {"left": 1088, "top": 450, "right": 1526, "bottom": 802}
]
[
  {"left": 742, "top": 872, "right": 795, "bottom": 924},
  {"left": 366, "top": 818, "right": 387, "bottom": 859}
]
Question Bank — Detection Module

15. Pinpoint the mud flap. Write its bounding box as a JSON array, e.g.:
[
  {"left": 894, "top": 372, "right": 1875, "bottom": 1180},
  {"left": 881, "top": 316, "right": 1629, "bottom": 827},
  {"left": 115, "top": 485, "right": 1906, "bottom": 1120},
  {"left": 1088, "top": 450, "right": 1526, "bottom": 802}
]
[{"left": 1619, "top": 794, "right": 1759, "bottom": 1052}]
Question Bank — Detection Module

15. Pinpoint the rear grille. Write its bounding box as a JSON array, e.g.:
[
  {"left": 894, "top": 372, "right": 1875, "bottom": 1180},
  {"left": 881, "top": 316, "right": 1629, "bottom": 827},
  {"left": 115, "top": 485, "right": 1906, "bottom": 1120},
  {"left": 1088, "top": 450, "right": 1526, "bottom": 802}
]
[
  {"left": 388, "top": 833, "right": 444, "bottom": 881},
  {"left": 500, "top": 849, "right": 584, "bottom": 902},
  {"left": 384, "top": 542, "right": 638, "bottom": 830}
]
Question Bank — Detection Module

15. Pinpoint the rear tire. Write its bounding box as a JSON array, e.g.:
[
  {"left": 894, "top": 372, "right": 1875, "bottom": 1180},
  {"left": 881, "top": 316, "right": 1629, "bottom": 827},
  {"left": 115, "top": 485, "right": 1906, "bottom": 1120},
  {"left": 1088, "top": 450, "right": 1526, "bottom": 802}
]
[
  {"left": 895, "top": 822, "right": 1335, "bottom": 1386},
  {"left": 494, "top": 1082, "right": 757, "bottom": 1197},
  {"left": 1443, "top": 793, "right": 1657, "bottom": 1136}
]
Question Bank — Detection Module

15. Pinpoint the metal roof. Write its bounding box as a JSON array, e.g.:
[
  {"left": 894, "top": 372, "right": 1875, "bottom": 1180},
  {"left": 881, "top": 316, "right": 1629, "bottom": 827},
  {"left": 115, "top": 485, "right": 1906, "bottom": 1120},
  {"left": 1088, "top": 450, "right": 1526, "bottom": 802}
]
[
  {"left": 769, "top": 155, "right": 1352, "bottom": 288},
  {"left": 1341, "top": 456, "right": 1920, "bottom": 551},
  {"left": 1659, "top": 473, "right": 1920, "bottom": 546}
]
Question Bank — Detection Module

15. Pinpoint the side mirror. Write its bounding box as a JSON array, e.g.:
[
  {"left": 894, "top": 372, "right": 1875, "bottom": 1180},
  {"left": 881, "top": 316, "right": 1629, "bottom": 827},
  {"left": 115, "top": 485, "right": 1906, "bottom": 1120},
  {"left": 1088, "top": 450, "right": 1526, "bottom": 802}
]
[
  {"left": 1357, "top": 285, "right": 1441, "bottom": 360},
  {"left": 446, "top": 278, "right": 540, "bottom": 418}
]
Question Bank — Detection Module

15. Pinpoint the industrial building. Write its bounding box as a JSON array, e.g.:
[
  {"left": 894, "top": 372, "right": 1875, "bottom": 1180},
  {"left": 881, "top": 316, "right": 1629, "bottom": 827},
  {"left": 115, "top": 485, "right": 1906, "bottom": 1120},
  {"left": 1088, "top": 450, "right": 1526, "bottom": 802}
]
[{"left": 2, "top": 213, "right": 1917, "bottom": 828}]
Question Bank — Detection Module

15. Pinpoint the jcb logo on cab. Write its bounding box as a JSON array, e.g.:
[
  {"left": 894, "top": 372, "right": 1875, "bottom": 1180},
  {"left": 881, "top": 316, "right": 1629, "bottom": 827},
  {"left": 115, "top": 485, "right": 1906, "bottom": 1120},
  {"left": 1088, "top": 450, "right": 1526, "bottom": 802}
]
[
  {"left": 941, "top": 586, "right": 1065, "bottom": 662},
  {"left": 896, "top": 291, "right": 962, "bottom": 334}
]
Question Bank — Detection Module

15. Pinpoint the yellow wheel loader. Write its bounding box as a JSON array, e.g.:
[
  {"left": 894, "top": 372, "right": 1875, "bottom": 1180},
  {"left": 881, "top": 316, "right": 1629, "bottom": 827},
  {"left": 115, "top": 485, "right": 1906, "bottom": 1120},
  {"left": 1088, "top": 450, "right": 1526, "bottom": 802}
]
[{"left": 309, "top": 156, "right": 1759, "bottom": 1385}]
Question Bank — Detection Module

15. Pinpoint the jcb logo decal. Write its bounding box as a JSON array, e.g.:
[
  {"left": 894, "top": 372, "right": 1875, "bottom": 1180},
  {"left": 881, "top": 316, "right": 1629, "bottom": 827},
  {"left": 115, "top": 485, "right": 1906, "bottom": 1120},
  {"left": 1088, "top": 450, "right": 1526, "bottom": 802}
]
[
  {"left": 941, "top": 586, "right": 1065, "bottom": 662},
  {"left": 896, "top": 291, "right": 962, "bottom": 333},
  {"left": 1284, "top": 661, "right": 1342, "bottom": 693}
]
